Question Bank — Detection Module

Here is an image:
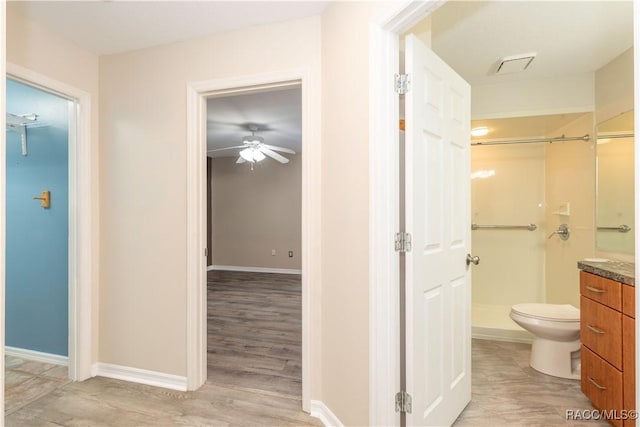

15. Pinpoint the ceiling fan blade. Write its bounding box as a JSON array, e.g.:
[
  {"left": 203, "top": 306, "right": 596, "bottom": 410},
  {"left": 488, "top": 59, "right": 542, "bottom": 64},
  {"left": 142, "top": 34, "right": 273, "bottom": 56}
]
[
  {"left": 260, "top": 147, "right": 289, "bottom": 164},
  {"left": 236, "top": 157, "right": 246, "bottom": 164},
  {"left": 262, "top": 144, "right": 296, "bottom": 154},
  {"left": 207, "top": 145, "right": 245, "bottom": 153}
]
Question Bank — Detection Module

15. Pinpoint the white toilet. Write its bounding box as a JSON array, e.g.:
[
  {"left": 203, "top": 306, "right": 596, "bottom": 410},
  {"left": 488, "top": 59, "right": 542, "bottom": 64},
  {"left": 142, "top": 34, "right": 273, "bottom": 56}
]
[{"left": 509, "top": 303, "right": 581, "bottom": 379}]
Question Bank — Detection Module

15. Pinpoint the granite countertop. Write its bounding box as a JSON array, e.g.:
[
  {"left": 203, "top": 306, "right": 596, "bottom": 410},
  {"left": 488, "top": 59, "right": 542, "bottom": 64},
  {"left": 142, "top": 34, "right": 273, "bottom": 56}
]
[{"left": 577, "top": 259, "right": 635, "bottom": 286}]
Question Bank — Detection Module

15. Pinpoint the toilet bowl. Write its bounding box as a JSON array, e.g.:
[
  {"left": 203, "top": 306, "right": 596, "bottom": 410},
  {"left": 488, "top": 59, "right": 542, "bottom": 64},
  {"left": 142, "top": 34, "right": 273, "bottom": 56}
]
[{"left": 510, "top": 303, "right": 581, "bottom": 380}]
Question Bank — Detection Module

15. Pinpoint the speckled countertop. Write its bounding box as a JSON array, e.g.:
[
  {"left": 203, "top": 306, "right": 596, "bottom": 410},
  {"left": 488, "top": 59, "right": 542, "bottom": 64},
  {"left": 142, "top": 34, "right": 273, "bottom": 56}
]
[{"left": 577, "top": 259, "right": 635, "bottom": 286}]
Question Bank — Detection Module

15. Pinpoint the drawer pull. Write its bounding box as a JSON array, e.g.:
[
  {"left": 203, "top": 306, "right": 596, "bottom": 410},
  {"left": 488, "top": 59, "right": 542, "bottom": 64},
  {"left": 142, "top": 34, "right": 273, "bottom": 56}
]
[
  {"left": 588, "top": 376, "right": 607, "bottom": 391},
  {"left": 587, "top": 324, "right": 606, "bottom": 335},
  {"left": 586, "top": 286, "right": 606, "bottom": 294}
]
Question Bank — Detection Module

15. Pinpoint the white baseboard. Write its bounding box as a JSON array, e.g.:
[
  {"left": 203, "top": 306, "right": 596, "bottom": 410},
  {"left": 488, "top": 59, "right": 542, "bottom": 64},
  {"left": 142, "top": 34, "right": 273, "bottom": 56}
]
[
  {"left": 6, "top": 346, "right": 69, "bottom": 366},
  {"left": 208, "top": 264, "right": 302, "bottom": 274},
  {"left": 472, "top": 326, "right": 533, "bottom": 344},
  {"left": 93, "top": 362, "right": 187, "bottom": 391},
  {"left": 310, "top": 400, "right": 344, "bottom": 427}
]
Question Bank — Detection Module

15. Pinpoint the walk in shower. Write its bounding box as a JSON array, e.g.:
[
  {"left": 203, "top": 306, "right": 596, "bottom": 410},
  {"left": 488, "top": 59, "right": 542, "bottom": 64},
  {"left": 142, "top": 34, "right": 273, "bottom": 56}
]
[{"left": 470, "top": 112, "right": 595, "bottom": 342}]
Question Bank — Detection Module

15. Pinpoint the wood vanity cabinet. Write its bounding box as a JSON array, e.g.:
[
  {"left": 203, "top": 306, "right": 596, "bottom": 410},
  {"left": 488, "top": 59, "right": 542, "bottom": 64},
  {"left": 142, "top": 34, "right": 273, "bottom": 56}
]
[{"left": 580, "top": 270, "right": 635, "bottom": 427}]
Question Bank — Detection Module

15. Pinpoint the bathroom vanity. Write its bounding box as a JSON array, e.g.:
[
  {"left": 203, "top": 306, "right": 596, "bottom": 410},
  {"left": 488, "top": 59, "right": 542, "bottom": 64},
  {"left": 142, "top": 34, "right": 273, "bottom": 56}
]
[{"left": 578, "top": 260, "right": 635, "bottom": 427}]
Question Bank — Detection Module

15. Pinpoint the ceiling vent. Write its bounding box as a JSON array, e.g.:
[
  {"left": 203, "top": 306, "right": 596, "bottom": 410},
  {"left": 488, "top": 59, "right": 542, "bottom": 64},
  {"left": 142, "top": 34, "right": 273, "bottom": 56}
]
[{"left": 494, "top": 53, "right": 536, "bottom": 75}]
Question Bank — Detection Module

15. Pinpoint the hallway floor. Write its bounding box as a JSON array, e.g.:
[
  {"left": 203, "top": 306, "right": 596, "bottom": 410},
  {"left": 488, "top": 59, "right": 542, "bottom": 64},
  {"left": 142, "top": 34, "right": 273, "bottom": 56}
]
[
  {"left": 5, "top": 270, "right": 319, "bottom": 426},
  {"left": 454, "top": 339, "right": 610, "bottom": 427}
]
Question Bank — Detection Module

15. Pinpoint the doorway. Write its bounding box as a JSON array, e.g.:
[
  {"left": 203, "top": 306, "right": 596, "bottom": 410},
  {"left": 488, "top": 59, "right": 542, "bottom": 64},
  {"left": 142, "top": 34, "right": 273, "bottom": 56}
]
[
  {"left": 3, "top": 64, "right": 95, "bottom": 406},
  {"left": 206, "top": 86, "right": 303, "bottom": 397},
  {"left": 186, "top": 71, "right": 317, "bottom": 412},
  {"left": 370, "top": 1, "right": 638, "bottom": 426}
]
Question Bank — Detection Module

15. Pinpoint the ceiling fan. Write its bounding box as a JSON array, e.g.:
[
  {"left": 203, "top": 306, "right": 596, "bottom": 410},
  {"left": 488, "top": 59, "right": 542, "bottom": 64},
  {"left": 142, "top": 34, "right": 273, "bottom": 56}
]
[{"left": 208, "top": 125, "right": 295, "bottom": 168}]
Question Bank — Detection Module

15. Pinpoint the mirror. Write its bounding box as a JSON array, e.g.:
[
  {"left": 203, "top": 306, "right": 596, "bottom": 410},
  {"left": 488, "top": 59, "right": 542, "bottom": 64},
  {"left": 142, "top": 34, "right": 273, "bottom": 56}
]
[{"left": 596, "top": 109, "right": 635, "bottom": 255}]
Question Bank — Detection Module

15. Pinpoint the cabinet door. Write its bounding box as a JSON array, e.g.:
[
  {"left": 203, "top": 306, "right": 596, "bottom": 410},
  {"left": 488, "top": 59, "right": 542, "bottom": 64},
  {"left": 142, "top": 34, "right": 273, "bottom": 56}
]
[
  {"left": 582, "top": 345, "right": 623, "bottom": 427},
  {"left": 581, "top": 271, "right": 622, "bottom": 311},
  {"left": 581, "top": 296, "right": 623, "bottom": 369}
]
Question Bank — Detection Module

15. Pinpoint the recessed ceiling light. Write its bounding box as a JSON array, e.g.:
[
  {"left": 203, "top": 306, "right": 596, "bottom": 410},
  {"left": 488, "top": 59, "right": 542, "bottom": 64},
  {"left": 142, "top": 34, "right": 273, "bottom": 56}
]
[{"left": 471, "top": 126, "right": 489, "bottom": 137}]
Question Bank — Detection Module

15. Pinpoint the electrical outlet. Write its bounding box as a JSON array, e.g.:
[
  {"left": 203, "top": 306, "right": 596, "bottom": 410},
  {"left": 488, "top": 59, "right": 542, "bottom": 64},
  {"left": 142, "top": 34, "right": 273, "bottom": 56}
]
[
  {"left": 271, "top": 249, "right": 276, "bottom": 256},
  {"left": 288, "top": 251, "right": 293, "bottom": 258}
]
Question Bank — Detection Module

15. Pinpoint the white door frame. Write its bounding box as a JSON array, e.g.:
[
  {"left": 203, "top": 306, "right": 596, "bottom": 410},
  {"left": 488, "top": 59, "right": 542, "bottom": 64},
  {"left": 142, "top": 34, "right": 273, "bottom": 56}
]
[
  {"left": 368, "top": 1, "right": 452, "bottom": 425},
  {"left": 4, "top": 63, "right": 94, "bottom": 383},
  {"left": 185, "top": 68, "right": 319, "bottom": 411}
]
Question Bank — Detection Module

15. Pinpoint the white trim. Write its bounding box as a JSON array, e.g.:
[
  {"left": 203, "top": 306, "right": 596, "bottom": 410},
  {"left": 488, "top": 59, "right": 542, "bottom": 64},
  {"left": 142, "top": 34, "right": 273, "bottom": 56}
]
[
  {"left": 634, "top": 0, "right": 640, "bottom": 416},
  {"left": 186, "top": 68, "right": 320, "bottom": 414},
  {"left": 5, "top": 63, "right": 94, "bottom": 382},
  {"left": 368, "top": 2, "right": 443, "bottom": 426},
  {"left": 471, "top": 328, "right": 533, "bottom": 344},
  {"left": 5, "top": 346, "right": 69, "bottom": 366},
  {"left": 208, "top": 265, "right": 301, "bottom": 274},
  {"left": 310, "top": 400, "right": 344, "bottom": 427},
  {"left": 0, "top": 6, "right": 6, "bottom": 419},
  {"left": 93, "top": 363, "right": 187, "bottom": 392}
]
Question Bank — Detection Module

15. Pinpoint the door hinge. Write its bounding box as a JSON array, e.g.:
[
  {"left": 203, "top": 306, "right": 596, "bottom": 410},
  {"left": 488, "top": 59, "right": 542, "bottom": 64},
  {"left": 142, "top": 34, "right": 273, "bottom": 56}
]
[
  {"left": 395, "top": 232, "right": 412, "bottom": 252},
  {"left": 394, "top": 74, "right": 410, "bottom": 94},
  {"left": 395, "top": 391, "right": 412, "bottom": 414},
  {"left": 204, "top": 247, "right": 209, "bottom": 257}
]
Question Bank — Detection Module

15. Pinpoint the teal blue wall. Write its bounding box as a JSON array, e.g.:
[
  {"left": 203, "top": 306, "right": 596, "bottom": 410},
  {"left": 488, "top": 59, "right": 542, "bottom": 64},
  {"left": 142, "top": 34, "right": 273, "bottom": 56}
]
[{"left": 6, "top": 79, "right": 69, "bottom": 356}]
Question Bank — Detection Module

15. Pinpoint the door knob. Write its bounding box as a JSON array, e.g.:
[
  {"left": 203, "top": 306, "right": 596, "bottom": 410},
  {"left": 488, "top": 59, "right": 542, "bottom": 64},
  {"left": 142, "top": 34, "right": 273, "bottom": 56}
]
[
  {"left": 466, "top": 254, "right": 480, "bottom": 266},
  {"left": 33, "top": 190, "right": 50, "bottom": 209}
]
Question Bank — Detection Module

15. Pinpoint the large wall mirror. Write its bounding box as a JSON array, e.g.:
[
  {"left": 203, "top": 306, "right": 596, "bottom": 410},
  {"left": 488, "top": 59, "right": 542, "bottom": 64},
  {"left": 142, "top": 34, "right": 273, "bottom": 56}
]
[{"left": 596, "top": 109, "right": 634, "bottom": 255}]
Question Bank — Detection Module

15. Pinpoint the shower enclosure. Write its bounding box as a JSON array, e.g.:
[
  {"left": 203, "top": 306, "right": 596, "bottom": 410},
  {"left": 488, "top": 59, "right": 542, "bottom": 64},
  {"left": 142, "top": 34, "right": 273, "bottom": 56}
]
[{"left": 470, "top": 112, "right": 595, "bottom": 342}]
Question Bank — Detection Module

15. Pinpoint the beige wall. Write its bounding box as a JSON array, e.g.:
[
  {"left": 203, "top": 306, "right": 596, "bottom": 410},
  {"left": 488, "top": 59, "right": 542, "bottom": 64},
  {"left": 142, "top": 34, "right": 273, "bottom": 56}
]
[
  {"left": 544, "top": 114, "right": 596, "bottom": 308},
  {"left": 99, "top": 16, "right": 320, "bottom": 377},
  {"left": 472, "top": 73, "right": 595, "bottom": 119},
  {"left": 6, "top": 5, "right": 101, "bottom": 363},
  {"left": 596, "top": 47, "right": 634, "bottom": 124},
  {"left": 321, "top": 1, "right": 386, "bottom": 424},
  {"left": 211, "top": 155, "right": 302, "bottom": 270}
]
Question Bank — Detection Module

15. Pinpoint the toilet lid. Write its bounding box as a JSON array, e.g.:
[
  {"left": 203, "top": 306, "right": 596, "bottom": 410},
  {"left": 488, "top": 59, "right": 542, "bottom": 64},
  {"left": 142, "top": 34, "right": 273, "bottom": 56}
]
[{"left": 511, "top": 303, "right": 580, "bottom": 322}]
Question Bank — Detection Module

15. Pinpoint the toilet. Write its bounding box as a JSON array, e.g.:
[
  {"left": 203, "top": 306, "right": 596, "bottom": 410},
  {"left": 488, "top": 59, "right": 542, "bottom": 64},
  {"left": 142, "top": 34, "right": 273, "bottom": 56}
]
[{"left": 509, "top": 303, "right": 581, "bottom": 379}]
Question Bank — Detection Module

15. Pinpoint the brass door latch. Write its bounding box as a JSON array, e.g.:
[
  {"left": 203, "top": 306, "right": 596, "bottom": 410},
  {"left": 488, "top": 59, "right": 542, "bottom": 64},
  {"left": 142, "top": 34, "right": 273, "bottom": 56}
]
[{"left": 33, "top": 190, "right": 50, "bottom": 208}]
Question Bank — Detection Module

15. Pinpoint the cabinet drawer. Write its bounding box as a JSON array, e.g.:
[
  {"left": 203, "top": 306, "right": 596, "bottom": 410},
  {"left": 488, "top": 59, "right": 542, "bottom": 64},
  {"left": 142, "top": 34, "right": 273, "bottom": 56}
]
[
  {"left": 581, "top": 296, "right": 622, "bottom": 370},
  {"left": 623, "top": 315, "right": 636, "bottom": 427},
  {"left": 581, "top": 271, "right": 622, "bottom": 311},
  {"left": 623, "top": 285, "right": 635, "bottom": 318},
  {"left": 581, "top": 345, "right": 623, "bottom": 427}
]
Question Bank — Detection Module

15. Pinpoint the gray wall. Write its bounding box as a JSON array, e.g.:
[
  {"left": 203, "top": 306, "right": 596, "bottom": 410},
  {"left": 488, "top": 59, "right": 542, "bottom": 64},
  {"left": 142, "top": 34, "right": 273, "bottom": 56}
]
[{"left": 210, "top": 154, "right": 302, "bottom": 270}]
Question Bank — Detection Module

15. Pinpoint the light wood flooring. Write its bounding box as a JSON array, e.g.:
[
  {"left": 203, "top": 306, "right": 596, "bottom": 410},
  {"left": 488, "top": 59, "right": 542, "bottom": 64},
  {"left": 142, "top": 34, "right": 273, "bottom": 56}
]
[
  {"left": 3, "top": 275, "right": 610, "bottom": 426},
  {"left": 207, "top": 270, "right": 303, "bottom": 398},
  {"left": 5, "top": 270, "right": 320, "bottom": 426},
  {"left": 454, "top": 339, "right": 609, "bottom": 426}
]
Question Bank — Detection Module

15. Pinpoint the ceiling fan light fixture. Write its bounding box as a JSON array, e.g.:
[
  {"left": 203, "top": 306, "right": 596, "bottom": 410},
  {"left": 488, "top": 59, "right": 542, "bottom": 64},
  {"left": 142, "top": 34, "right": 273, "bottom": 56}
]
[
  {"left": 253, "top": 149, "right": 266, "bottom": 162},
  {"left": 239, "top": 148, "right": 254, "bottom": 162}
]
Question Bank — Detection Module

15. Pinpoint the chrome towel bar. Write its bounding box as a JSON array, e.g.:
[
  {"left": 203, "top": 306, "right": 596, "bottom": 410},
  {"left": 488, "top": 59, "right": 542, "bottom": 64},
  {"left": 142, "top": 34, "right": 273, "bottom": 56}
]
[
  {"left": 597, "top": 225, "right": 631, "bottom": 233},
  {"left": 471, "top": 223, "right": 537, "bottom": 231}
]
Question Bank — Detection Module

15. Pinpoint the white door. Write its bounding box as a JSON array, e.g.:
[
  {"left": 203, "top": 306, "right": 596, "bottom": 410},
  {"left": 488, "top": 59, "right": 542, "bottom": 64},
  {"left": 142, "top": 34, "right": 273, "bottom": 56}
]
[{"left": 404, "top": 34, "right": 472, "bottom": 426}]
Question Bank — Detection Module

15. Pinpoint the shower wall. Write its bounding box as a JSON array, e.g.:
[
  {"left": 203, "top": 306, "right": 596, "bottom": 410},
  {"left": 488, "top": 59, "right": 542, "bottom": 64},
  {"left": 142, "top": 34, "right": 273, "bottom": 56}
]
[
  {"left": 471, "top": 144, "right": 546, "bottom": 306},
  {"left": 6, "top": 79, "right": 70, "bottom": 356},
  {"left": 544, "top": 114, "right": 595, "bottom": 308},
  {"left": 471, "top": 113, "right": 595, "bottom": 337}
]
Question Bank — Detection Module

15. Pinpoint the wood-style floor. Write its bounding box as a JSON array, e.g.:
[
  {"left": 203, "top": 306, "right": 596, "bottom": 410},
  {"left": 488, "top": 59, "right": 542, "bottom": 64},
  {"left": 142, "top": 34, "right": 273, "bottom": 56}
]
[
  {"left": 5, "top": 270, "right": 320, "bottom": 426},
  {"left": 207, "top": 270, "right": 303, "bottom": 398}
]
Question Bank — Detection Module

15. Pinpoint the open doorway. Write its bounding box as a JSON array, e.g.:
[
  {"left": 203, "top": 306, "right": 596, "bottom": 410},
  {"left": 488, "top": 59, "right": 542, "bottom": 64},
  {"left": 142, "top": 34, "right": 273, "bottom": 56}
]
[{"left": 205, "top": 86, "right": 304, "bottom": 399}]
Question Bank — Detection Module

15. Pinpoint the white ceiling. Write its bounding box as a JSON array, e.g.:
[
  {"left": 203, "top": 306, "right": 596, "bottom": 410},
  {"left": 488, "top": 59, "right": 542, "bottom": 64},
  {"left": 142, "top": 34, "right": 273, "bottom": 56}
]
[
  {"left": 431, "top": 1, "right": 634, "bottom": 86},
  {"left": 8, "top": 1, "right": 329, "bottom": 56},
  {"left": 10, "top": 1, "right": 634, "bottom": 153},
  {"left": 207, "top": 87, "right": 301, "bottom": 156}
]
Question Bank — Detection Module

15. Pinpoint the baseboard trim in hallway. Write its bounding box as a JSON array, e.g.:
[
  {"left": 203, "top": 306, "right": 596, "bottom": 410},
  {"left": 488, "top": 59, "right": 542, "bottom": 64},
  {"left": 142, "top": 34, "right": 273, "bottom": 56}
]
[
  {"left": 310, "top": 400, "right": 344, "bottom": 427},
  {"left": 6, "top": 346, "right": 68, "bottom": 366},
  {"left": 207, "top": 264, "right": 302, "bottom": 274},
  {"left": 92, "top": 362, "right": 187, "bottom": 391}
]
